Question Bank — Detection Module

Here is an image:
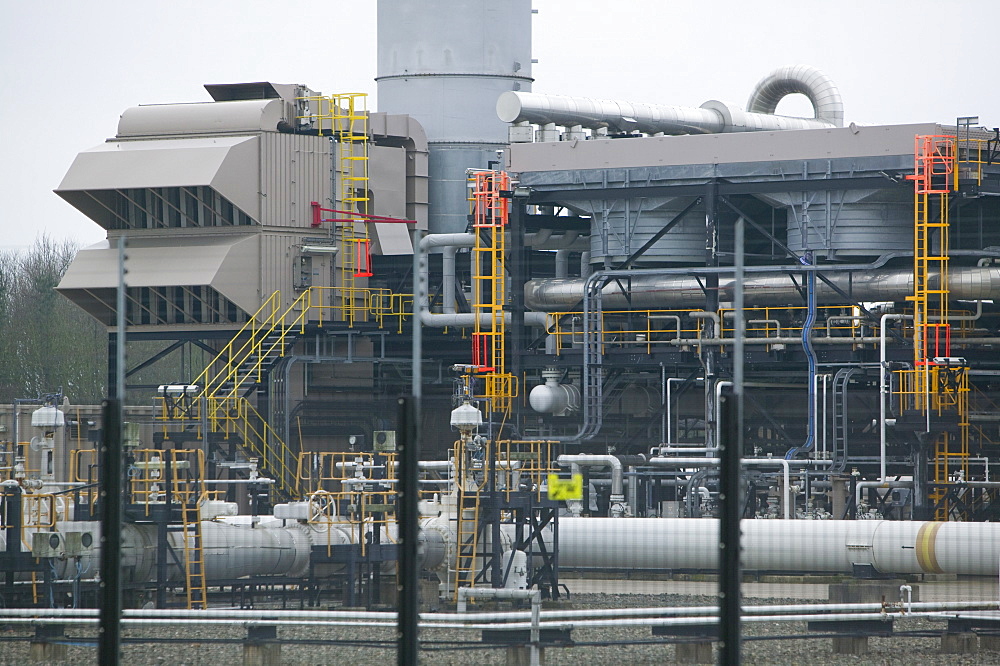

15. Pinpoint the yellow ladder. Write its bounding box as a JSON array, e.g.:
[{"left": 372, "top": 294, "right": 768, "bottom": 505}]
[
  {"left": 471, "top": 171, "right": 517, "bottom": 414},
  {"left": 332, "top": 93, "right": 371, "bottom": 326},
  {"left": 452, "top": 487, "right": 482, "bottom": 599},
  {"left": 907, "top": 135, "right": 970, "bottom": 518},
  {"left": 180, "top": 496, "right": 207, "bottom": 609}
]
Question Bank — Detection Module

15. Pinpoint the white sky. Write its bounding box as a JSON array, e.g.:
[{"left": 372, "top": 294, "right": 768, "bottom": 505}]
[{"left": 1, "top": 0, "right": 995, "bottom": 251}]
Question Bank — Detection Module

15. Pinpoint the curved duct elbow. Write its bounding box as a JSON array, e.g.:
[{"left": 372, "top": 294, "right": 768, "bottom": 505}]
[{"left": 746, "top": 64, "right": 844, "bottom": 128}]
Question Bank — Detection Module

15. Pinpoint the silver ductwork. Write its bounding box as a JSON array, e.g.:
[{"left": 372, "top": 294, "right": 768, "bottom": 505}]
[
  {"left": 525, "top": 265, "right": 1000, "bottom": 311},
  {"left": 746, "top": 64, "right": 844, "bottom": 128},
  {"left": 497, "top": 64, "right": 842, "bottom": 135}
]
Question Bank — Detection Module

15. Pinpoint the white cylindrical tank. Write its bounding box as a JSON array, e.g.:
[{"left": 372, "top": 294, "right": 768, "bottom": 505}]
[
  {"left": 377, "top": 0, "right": 533, "bottom": 233},
  {"left": 529, "top": 368, "right": 580, "bottom": 416}
]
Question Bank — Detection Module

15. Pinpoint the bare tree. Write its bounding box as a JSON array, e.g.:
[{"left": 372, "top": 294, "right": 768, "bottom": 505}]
[{"left": 0, "top": 236, "right": 106, "bottom": 403}]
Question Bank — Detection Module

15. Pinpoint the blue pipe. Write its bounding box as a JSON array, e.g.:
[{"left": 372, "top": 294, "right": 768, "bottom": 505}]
[{"left": 786, "top": 255, "right": 817, "bottom": 460}]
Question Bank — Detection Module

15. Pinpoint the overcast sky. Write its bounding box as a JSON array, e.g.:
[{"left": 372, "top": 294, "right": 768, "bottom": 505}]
[{"left": 1, "top": 0, "right": 995, "bottom": 251}]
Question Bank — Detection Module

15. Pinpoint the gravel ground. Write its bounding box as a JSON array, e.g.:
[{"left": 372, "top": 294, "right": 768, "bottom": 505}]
[{"left": 1, "top": 592, "right": 999, "bottom": 665}]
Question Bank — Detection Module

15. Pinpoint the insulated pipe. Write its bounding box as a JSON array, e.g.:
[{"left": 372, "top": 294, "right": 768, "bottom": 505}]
[
  {"left": 497, "top": 64, "right": 840, "bottom": 136},
  {"left": 458, "top": 587, "right": 541, "bottom": 664},
  {"left": 746, "top": 64, "right": 844, "bottom": 128},
  {"left": 544, "top": 518, "right": 1000, "bottom": 576},
  {"left": 442, "top": 246, "right": 457, "bottom": 314},
  {"left": 554, "top": 249, "right": 570, "bottom": 279},
  {"left": 417, "top": 232, "right": 550, "bottom": 328},
  {"left": 525, "top": 266, "right": 1000, "bottom": 311},
  {"left": 525, "top": 230, "right": 587, "bottom": 252}
]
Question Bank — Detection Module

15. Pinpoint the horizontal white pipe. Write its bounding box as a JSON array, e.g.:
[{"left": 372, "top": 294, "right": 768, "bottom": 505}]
[
  {"left": 548, "top": 518, "right": 1000, "bottom": 576},
  {"left": 0, "top": 611, "right": 964, "bottom": 633},
  {"left": 1, "top": 600, "right": 991, "bottom": 623}
]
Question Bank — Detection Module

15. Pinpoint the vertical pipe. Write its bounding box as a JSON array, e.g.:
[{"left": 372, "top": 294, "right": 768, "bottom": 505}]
[
  {"left": 397, "top": 397, "right": 420, "bottom": 665},
  {"left": 442, "top": 246, "right": 457, "bottom": 314},
  {"left": 412, "top": 230, "right": 425, "bottom": 399},
  {"left": 703, "top": 182, "right": 719, "bottom": 451},
  {"left": 554, "top": 249, "right": 569, "bottom": 279}
]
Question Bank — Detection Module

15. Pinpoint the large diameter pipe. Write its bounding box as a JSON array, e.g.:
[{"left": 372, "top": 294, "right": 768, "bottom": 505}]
[
  {"left": 47, "top": 515, "right": 450, "bottom": 584},
  {"left": 542, "top": 518, "right": 1000, "bottom": 576},
  {"left": 497, "top": 65, "right": 842, "bottom": 135},
  {"left": 525, "top": 266, "right": 1000, "bottom": 311}
]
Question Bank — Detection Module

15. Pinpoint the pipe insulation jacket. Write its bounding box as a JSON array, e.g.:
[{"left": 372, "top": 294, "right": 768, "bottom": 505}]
[
  {"left": 525, "top": 266, "right": 1000, "bottom": 311},
  {"left": 525, "top": 518, "right": 1000, "bottom": 576},
  {"left": 19, "top": 517, "right": 450, "bottom": 583},
  {"left": 497, "top": 65, "right": 842, "bottom": 134},
  {"left": 8, "top": 514, "right": 999, "bottom": 581}
]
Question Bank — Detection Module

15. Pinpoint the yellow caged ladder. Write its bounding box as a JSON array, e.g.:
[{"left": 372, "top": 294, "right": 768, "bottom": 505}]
[
  {"left": 333, "top": 93, "right": 372, "bottom": 326},
  {"left": 470, "top": 170, "right": 517, "bottom": 415},
  {"left": 905, "top": 134, "right": 969, "bottom": 519}
]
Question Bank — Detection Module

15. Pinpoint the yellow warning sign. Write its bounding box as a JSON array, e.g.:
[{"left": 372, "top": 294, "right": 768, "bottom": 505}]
[{"left": 547, "top": 473, "right": 583, "bottom": 501}]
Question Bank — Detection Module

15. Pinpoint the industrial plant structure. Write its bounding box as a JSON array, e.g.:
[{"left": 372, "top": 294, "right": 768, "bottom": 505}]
[{"left": 4, "top": 0, "right": 1000, "bottom": 637}]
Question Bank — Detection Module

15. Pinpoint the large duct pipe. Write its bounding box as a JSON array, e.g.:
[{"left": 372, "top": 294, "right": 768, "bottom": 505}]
[
  {"left": 746, "top": 64, "right": 844, "bottom": 129},
  {"left": 525, "top": 265, "right": 1000, "bottom": 311},
  {"left": 544, "top": 518, "right": 1000, "bottom": 576},
  {"left": 497, "top": 65, "right": 842, "bottom": 135}
]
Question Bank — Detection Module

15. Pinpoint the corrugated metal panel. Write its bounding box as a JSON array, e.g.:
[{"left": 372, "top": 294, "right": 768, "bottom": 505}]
[
  {"left": 259, "top": 232, "right": 293, "bottom": 307},
  {"left": 259, "top": 133, "right": 332, "bottom": 229}
]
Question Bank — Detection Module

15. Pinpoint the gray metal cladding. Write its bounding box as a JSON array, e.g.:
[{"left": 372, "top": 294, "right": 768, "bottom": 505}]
[
  {"left": 377, "top": 0, "right": 532, "bottom": 234},
  {"left": 573, "top": 198, "right": 705, "bottom": 265},
  {"left": 258, "top": 133, "right": 332, "bottom": 228},
  {"left": 524, "top": 266, "right": 1000, "bottom": 311}
]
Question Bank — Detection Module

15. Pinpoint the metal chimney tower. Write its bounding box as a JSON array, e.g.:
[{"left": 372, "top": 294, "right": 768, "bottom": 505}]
[{"left": 376, "top": 0, "right": 533, "bottom": 233}]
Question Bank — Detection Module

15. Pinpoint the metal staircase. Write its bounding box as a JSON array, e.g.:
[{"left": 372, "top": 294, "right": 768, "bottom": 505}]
[{"left": 187, "top": 290, "right": 319, "bottom": 499}]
